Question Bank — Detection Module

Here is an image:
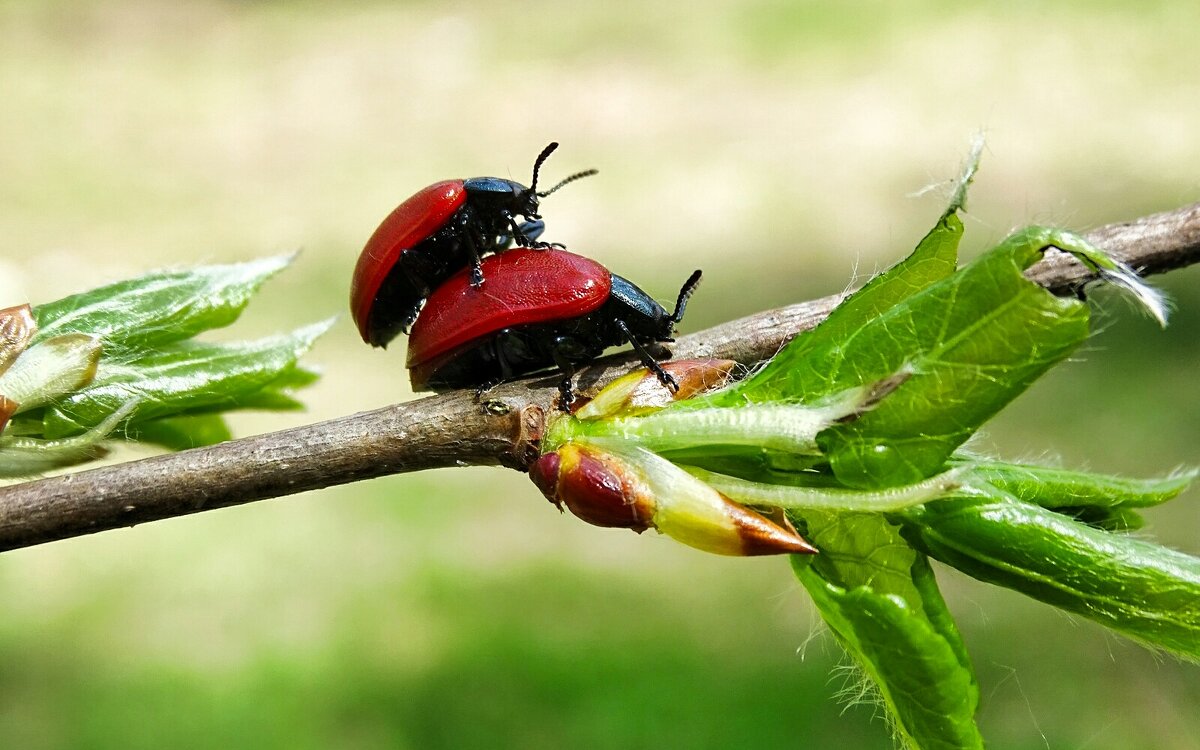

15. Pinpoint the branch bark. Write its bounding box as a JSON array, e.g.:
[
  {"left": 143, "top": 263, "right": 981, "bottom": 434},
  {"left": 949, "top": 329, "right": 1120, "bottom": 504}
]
[{"left": 2, "top": 202, "right": 1198, "bottom": 552}]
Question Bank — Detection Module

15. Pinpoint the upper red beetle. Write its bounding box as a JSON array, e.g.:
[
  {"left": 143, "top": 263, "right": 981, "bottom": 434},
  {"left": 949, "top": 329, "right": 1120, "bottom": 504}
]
[{"left": 350, "top": 142, "right": 596, "bottom": 347}]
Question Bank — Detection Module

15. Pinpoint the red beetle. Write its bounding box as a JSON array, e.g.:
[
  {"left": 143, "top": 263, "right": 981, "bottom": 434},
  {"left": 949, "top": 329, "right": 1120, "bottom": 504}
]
[
  {"left": 350, "top": 142, "right": 596, "bottom": 348},
  {"left": 407, "top": 248, "right": 702, "bottom": 408}
]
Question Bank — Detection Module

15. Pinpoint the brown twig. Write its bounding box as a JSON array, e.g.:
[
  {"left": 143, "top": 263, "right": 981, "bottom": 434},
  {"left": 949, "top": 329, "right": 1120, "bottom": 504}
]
[{"left": 1, "top": 202, "right": 1198, "bottom": 552}]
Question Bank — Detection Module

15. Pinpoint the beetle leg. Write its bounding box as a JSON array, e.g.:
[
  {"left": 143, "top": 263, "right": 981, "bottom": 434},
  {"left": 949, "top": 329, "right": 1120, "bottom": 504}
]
[
  {"left": 549, "top": 339, "right": 578, "bottom": 411},
  {"left": 614, "top": 319, "right": 679, "bottom": 393},
  {"left": 472, "top": 379, "right": 502, "bottom": 401},
  {"left": 509, "top": 216, "right": 559, "bottom": 251},
  {"left": 511, "top": 218, "right": 550, "bottom": 250},
  {"left": 465, "top": 230, "right": 485, "bottom": 287},
  {"left": 555, "top": 377, "right": 574, "bottom": 412},
  {"left": 399, "top": 303, "right": 422, "bottom": 335},
  {"left": 497, "top": 219, "right": 546, "bottom": 249},
  {"left": 471, "top": 333, "right": 518, "bottom": 400},
  {"left": 508, "top": 216, "right": 527, "bottom": 244}
]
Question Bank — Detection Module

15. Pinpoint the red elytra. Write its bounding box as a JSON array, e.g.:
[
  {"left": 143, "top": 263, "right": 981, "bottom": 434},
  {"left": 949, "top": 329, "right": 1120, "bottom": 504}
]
[
  {"left": 349, "top": 180, "right": 466, "bottom": 342},
  {"left": 406, "top": 248, "right": 612, "bottom": 371}
]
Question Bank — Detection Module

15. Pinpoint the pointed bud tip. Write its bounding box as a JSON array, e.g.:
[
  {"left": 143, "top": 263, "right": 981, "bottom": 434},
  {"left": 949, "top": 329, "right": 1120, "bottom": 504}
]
[{"left": 726, "top": 502, "right": 818, "bottom": 556}]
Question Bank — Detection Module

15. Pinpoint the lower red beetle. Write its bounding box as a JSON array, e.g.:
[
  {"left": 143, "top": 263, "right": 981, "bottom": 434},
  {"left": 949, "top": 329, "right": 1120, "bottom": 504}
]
[
  {"left": 350, "top": 142, "right": 596, "bottom": 348},
  {"left": 406, "top": 249, "right": 702, "bottom": 408}
]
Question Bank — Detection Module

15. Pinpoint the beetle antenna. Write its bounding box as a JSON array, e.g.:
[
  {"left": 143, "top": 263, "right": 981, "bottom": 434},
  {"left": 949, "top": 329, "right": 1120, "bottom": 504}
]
[
  {"left": 529, "top": 142, "right": 560, "bottom": 194},
  {"left": 671, "top": 270, "right": 703, "bottom": 324},
  {"left": 537, "top": 168, "right": 599, "bottom": 198}
]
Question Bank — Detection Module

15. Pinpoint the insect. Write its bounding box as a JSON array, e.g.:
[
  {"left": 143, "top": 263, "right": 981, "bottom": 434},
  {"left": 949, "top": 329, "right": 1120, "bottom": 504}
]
[
  {"left": 406, "top": 248, "right": 702, "bottom": 409},
  {"left": 350, "top": 142, "right": 596, "bottom": 348}
]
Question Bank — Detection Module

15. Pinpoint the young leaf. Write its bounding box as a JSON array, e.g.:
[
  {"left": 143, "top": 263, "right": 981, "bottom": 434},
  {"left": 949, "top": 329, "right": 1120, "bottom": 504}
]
[
  {"left": 964, "top": 459, "right": 1195, "bottom": 510},
  {"left": 812, "top": 227, "right": 1098, "bottom": 487},
  {"left": 40, "top": 320, "right": 331, "bottom": 438},
  {"left": 0, "top": 400, "right": 137, "bottom": 478},
  {"left": 30, "top": 255, "right": 293, "bottom": 353},
  {"left": 904, "top": 492, "right": 1200, "bottom": 660},
  {"left": 123, "top": 413, "right": 234, "bottom": 450},
  {"left": 792, "top": 514, "right": 983, "bottom": 750},
  {"left": 686, "top": 464, "right": 963, "bottom": 512}
]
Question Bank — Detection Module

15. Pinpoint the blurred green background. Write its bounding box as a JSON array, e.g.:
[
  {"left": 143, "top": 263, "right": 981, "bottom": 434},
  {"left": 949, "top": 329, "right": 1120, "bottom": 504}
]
[{"left": 2, "top": 1, "right": 1198, "bottom": 748}]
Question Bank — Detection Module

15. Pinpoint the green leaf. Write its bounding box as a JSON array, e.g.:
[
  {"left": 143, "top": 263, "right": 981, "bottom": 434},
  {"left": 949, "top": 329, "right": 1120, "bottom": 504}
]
[
  {"left": 686, "top": 464, "right": 963, "bottom": 512},
  {"left": 223, "top": 387, "right": 308, "bottom": 412},
  {"left": 142, "top": 368, "right": 320, "bottom": 415},
  {"left": 30, "top": 255, "right": 293, "bottom": 353},
  {"left": 814, "top": 227, "right": 1095, "bottom": 487},
  {"left": 964, "top": 459, "right": 1195, "bottom": 510},
  {"left": 1062, "top": 505, "right": 1148, "bottom": 533},
  {"left": 642, "top": 226, "right": 1108, "bottom": 491},
  {"left": 791, "top": 512, "right": 983, "bottom": 749},
  {"left": 123, "top": 413, "right": 233, "bottom": 450},
  {"left": 266, "top": 365, "right": 321, "bottom": 391},
  {"left": 190, "top": 365, "right": 322, "bottom": 413},
  {"left": 41, "top": 320, "right": 331, "bottom": 438},
  {"left": 905, "top": 492, "right": 1200, "bottom": 660},
  {"left": 0, "top": 400, "right": 137, "bottom": 478},
  {"left": 0, "top": 414, "right": 44, "bottom": 437}
]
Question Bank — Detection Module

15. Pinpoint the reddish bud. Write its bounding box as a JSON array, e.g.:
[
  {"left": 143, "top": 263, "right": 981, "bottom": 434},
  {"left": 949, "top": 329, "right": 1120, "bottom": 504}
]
[
  {"left": 642, "top": 359, "right": 738, "bottom": 403},
  {"left": 0, "top": 394, "right": 16, "bottom": 434},
  {"left": 529, "top": 451, "right": 560, "bottom": 504},
  {"left": 531, "top": 444, "right": 654, "bottom": 531},
  {"left": 0, "top": 304, "right": 36, "bottom": 378},
  {"left": 576, "top": 358, "right": 738, "bottom": 420},
  {"left": 531, "top": 442, "right": 816, "bottom": 556}
]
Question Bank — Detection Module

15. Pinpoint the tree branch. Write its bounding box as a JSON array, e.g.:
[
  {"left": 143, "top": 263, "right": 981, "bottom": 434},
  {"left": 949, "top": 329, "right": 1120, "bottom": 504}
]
[{"left": 2, "top": 202, "right": 1198, "bottom": 552}]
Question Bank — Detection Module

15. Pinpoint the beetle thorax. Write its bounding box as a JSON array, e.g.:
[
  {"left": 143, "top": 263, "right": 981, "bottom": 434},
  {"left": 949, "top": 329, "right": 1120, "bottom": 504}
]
[
  {"left": 607, "top": 274, "right": 674, "bottom": 340},
  {"left": 462, "top": 177, "right": 540, "bottom": 219}
]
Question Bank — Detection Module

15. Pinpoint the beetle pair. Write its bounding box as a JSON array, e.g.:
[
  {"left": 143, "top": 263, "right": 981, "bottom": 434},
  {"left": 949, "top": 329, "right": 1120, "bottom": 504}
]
[
  {"left": 350, "top": 144, "right": 702, "bottom": 408},
  {"left": 350, "top": 142, "right": 594, "bottom": 346}
]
